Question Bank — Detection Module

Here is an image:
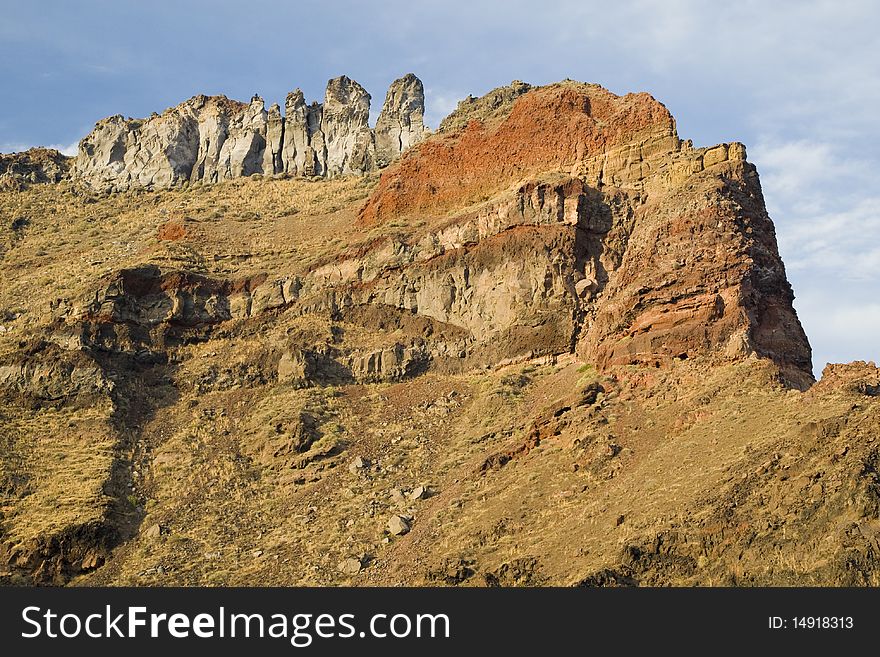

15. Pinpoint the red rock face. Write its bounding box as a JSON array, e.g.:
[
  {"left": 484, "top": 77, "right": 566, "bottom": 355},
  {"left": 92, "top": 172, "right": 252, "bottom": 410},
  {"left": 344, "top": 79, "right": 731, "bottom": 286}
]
[
  {"left": 580, "top": 157, "right": 813, "bottom": 389},
  {"left": 356, "top": 81, "right": 814, "bottom": 388},
  {"left": 357, "top": 83, "right": 677, "bottom": 226}
]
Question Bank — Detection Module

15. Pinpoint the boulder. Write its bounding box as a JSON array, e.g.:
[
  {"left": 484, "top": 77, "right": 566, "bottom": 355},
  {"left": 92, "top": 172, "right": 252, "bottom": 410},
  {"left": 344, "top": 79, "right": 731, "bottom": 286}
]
[
  {"left": 337, "top": 557, "right": 362, "bottom": 575},
  {"left": 387, "top": 515, "right": 410, "bottom": 536},
  {"left": 349, "top": 456, "right": 370, "bottom": 474},
  {"left": 144, "top": 523, "right": 165, "bottom": 540}
]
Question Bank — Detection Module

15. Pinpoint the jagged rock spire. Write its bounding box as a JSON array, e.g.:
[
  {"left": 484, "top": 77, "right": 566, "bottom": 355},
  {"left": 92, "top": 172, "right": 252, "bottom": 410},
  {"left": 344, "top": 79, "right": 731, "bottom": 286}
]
[
  {"left": 73, "top": 75, "right": 429, "bottom": 191},
  {"left": 375, "top": 73, "right": 429, "bottom": 167}
]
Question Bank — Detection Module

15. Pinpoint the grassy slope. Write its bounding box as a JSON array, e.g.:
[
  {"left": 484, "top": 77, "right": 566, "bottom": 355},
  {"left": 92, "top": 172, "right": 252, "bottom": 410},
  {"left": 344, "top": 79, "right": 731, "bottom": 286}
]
[{"left": 2, "top": 176, "right": 878, "bottom": 586}]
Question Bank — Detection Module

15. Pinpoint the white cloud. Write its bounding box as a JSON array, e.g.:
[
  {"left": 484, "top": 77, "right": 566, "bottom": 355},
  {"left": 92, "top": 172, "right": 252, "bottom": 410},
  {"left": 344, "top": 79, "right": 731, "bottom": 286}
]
[
  {"left": 749, "top": 135, "right": 880, "bottom": 372},
  {"left": 752, "top": 140, "right": 867, "bottom": 198},
  {"left": 1, "top": 141, "right": 78, "bottom": 156},
  {"left": 48, "top": 141, "right": 79, "bottom": 156},
  {"left": 751, "top": 138, "right": 880, "bottom": 282},
  {"left": 794, "top": 288, "right": 880, "bottom": 372},
  {"left": 424, "top": 88, "right": 469, "bottom": 130}
]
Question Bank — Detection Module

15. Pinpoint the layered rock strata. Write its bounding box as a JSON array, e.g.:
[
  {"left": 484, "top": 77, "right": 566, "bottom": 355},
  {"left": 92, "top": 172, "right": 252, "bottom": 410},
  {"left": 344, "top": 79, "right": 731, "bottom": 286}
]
[{"left": 358, "top": 81, "right": 813, "bottom": 387}]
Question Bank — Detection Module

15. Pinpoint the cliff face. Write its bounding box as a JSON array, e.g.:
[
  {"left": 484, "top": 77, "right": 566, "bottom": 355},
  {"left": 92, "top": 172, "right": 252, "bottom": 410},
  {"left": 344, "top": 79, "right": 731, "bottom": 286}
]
[
  {"left": 358, "top": 81, "right": 813, "bottom": 388},
  {"left": 2, "top": 78, "right": 850, "bottom": 589},
  {"left": 72, "top": 75, "right": 428, "bottom": 191}
]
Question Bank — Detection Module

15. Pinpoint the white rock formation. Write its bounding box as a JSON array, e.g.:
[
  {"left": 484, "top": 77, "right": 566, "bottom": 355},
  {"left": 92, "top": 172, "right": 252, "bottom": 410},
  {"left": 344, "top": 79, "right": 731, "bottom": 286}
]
[
  {"left": 73, "top": 75, "right": 429, "bottom": 191},
  {"left": 322, "top": 76, "right": 375, "bottom": 176},
  {"left": 281, "top": 89, "right": 325, "bottom": 177},
  {"left": 262, "top": 102, "right": 284, "bottom": 175},
  {"left": 375, "top": 73, "right": 430, "bottom": 167}
]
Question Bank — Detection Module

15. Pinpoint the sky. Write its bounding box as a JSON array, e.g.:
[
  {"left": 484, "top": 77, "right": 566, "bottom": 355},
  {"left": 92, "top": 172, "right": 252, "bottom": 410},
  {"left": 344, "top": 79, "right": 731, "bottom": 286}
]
[{"left": 1, "top": 0, "right": 877, "bottom": 374}]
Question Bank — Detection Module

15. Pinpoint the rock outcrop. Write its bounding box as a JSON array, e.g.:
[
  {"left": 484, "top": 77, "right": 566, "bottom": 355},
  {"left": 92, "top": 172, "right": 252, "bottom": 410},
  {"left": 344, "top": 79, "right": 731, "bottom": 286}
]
[
  {"left": 322, "top": 76, "right": 375, "bottom": 176},
  {"left": 357, "top": 80, "right": 813, "bottom": 388},
  {"left": 375, "top": 73, "right": 430, "bottom": 167},
  {"left": 281, "top": 89, "right": 324, "bottom": 177},
  {"left": 65, "top": 265, "right": 269, "bottom": 354},
  {"left": 0, "top": 342, "right": 111, "bottom": 402},
  {"left": 0, "top": 148, "right": 70, "bottom": 190},
  {"left": 75, "top": 95, "right": 250, "bottom": 190},
  {"left": 73, "top": 75, "right": 429, "bottom": 191},
  {"left": 263, "top": 102, "right": 284, "bottom": 175}
]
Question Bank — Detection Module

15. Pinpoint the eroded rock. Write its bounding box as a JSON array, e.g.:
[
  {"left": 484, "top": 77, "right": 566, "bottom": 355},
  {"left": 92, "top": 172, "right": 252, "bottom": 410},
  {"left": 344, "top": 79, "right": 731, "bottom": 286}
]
[
  {"left": 387, "top": 515, "right": 410, "bottom": 536},
  {"left": 73, "top": 75, "right": 428, "bottom": 190},
  {"left": 375, "top": 73, "right": 429, "bottom": 167}
]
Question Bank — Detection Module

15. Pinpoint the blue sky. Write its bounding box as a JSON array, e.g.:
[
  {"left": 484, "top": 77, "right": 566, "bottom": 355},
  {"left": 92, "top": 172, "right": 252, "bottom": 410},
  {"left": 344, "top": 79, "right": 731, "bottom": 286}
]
[{"left": 1, "top": 0, "right": 877, "bottom": 374}]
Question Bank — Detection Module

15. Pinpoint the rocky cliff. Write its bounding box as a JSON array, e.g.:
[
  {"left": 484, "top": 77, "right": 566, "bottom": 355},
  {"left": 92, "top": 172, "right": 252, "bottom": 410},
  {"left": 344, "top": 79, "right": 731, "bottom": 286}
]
[
  {"left": 359, "top": 81, "right": 813, "bottom": 388},
  {"left": 72, "top": 74, "right": 428, "bottom": 191},
  {"left": 3, "top": 78, "right": 867, "bottom": 589}
]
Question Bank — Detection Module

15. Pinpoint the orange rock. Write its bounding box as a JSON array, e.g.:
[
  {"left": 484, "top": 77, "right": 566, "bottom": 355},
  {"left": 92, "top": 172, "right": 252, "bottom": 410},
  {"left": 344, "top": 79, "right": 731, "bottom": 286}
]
[
  {"left": 357, "top": 82, "right": 677, "bottom": 226},
  {"left": 156, "top": 221, "right": 186, "bottom": 241}
]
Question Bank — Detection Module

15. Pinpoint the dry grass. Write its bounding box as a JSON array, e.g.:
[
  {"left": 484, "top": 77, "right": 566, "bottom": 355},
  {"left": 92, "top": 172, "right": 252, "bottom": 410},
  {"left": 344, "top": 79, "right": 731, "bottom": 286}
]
[
  {"left": 1, "top": 401, "right": 115, "bottom": 545},
  {"left": 3, "top": 174, "right": 879, "bottom": 587},
  {"left": 70, "top": 347, "right": 878, "bottom": 587},
  {"left": 0, "top": 174, "right": 378, "bottom": 345}
]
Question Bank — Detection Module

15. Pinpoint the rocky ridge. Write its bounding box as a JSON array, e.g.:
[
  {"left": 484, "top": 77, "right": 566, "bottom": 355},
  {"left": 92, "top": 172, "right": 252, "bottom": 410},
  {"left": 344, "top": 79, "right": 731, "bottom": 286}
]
[
  {"left": 359, "top": 81, "right": 813, "bottom": 388},
  {"left": 73, "top": 74, "right": 429, "bottom": 191},
  {"left": 0, "top": 148, "right": 70, "bottom": 191}
]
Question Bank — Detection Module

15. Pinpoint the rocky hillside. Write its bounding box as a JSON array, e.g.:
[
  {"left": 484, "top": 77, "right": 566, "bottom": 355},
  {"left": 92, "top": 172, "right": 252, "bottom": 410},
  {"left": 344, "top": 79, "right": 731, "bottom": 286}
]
[{"left": 0, "top": 78, "right": 877, "bottom": 587}]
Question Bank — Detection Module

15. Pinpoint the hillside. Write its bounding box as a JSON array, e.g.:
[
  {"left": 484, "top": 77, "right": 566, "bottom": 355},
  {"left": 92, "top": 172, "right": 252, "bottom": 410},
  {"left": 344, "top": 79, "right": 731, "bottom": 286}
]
[{"left": 0, "top": 78, "right": 878, "bottom": 586}]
